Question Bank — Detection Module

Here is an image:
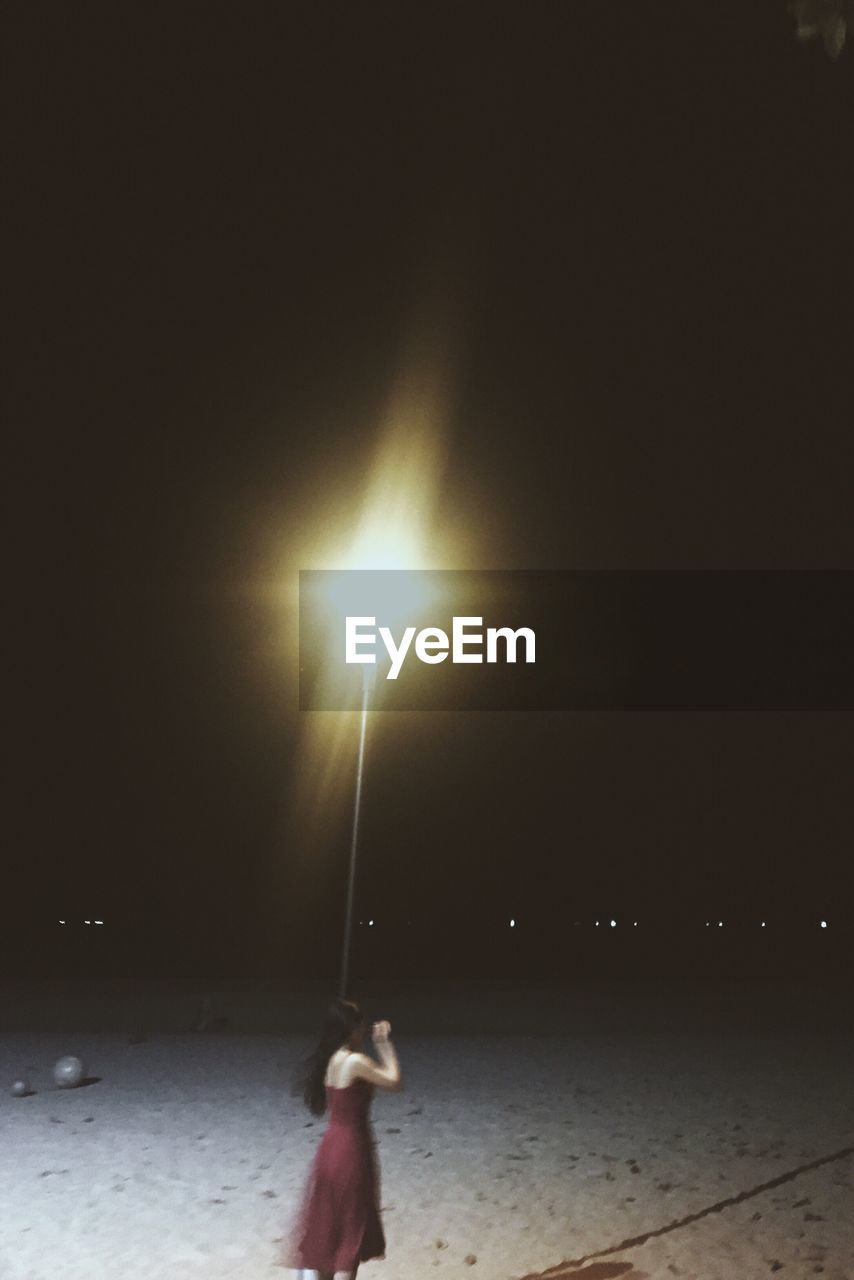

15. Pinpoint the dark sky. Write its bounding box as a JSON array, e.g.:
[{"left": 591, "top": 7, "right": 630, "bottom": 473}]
[{"left": 6, "top": 4, "right": 852, "bottom": 963}]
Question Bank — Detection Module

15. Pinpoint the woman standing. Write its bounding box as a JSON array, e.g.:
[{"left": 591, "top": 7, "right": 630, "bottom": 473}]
[{"left": 284, "top": 997, "right": 403, "bottom": 1280}]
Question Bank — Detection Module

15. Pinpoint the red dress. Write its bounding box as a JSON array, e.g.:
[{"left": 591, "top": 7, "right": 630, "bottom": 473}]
[{"left": 282, "top": 1076, "right": 386, "bottom": 1275}]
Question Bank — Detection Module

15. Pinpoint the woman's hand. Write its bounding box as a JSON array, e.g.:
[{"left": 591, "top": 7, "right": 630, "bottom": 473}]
[{"left": 372, "top": 1019, "right": 392, "bottom": 1043}]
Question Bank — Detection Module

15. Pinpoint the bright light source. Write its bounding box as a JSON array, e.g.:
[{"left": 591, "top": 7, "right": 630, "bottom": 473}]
[
  {"left": 59, "top": 920, "right": 66, "bottom": 925},
  {"left": 761, "top": 921, "right": 766, "bottom": 928},
  {"left": 369, "top": 919, "right": 374, "bottom": 927},
  {"left": 820, "top": 920, "right": 828, "bottom": 928},
  {"left": 718, "top": 921, "right": 723, "bottom": 928},
  {"left": 84, "top": 920, "right": 91, "bottom": 925},
  {"left": 633, "top": 921, "right": 638, "bottom": 927},
  {"left": 610, "top": 919, "right": 616, "bottom": 928},
  {"left": 595, "top": 920, "right": 599, "bottom": 927},
  {"left": 94, "top": 920, "right": 104, "bottom": 925},
  {"left": 509, "top": 918, "right": 516, "bottom": 928}
]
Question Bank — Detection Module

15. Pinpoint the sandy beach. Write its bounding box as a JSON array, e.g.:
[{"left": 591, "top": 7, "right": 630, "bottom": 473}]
[{"left": 1, "top": 981, "right": 852, "bottom": 1280}]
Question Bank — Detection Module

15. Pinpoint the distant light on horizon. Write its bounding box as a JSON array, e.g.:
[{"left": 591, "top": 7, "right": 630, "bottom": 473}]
[
  {"left": 610, "top": 919, "right": 616, "bottom": 928},
  {"left": 510, "top": 918, "right": 516, "bottom": 928},
  {"left": 369, "top": 919, "right": 374, "bottom": 927},
  {"left": 821, "top": 920, "right": 828, "bottom": 928}
]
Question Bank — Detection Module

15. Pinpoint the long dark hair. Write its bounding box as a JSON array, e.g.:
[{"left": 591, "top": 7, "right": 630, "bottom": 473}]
[{"left": 301, "top": 997, "right": 365, "bottom": 1116}]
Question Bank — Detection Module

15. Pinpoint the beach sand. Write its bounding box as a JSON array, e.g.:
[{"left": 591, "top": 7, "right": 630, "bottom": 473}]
[{"left": 1, "top": 981, "right": 852, "bottom": 1280}]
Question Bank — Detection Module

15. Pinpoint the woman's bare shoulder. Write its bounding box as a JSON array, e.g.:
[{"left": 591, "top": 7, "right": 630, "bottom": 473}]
[
  {"left": 343, "top": 1050, "right": 372, "bottom": 1083},
  {"left": 324, "top": 1048, "right": 355, "bottom": 1088},
  {"left": 347, "top": 1050, "right": 402, "bottom": 1092},
  {"left": 345, "top": 1051, "right": 374, "bottom": 1073}
]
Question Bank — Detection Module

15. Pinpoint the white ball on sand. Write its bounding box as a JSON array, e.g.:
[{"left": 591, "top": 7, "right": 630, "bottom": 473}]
[
  {"left": 11, "top": 1079, "right": 31, "bottom": 1097},
  {"left": 53, "top": 1056, "right": 86, "bottom": 1089}
]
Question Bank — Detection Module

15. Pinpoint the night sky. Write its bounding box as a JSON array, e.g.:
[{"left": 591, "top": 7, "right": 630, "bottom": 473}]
[{"left": 6, "top": 4, "right": 852, "bottom": 975}]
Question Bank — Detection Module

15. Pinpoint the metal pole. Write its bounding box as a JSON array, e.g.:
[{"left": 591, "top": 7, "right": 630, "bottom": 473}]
[{"left": 339, "top": 675, "right": 371, "bottom": 999}]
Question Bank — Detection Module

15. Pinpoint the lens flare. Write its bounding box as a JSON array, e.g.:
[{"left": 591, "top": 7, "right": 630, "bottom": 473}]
[{"left": 259, "top": 290, "right": 476, "bottom": 919}]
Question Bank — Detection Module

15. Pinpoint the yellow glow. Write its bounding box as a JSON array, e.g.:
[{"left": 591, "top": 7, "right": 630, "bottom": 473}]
[
  {"left": 326, "top": 421, "right": 446, "bottom": 573},
  {"left": 260, "top": 291, "right": 476, "bottom": 903},
  {"left": 306, "top": 327, "right": 456, "bottom": 577}
]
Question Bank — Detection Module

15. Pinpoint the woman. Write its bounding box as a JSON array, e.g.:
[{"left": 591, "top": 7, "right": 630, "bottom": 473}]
[{"left": 283, "top": 997, "right": 403, "bottom": 1280}]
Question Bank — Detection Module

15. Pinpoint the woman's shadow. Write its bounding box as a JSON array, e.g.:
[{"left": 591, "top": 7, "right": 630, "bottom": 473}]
[{"left": 546, "top": 1265, "right": 642, "bottom": 1279}]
